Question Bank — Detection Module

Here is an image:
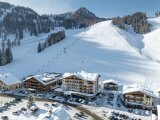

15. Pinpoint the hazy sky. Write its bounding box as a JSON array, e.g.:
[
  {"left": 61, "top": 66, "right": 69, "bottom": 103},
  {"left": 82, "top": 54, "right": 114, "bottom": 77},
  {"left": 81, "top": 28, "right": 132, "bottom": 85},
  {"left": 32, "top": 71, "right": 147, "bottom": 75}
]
[{"left": 0, "top": 0, "right": 160, "bottom": 18}]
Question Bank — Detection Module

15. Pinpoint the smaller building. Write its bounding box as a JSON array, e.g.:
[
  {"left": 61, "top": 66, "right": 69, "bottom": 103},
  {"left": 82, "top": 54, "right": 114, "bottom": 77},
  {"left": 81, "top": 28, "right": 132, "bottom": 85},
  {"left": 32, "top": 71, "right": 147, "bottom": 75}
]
[
  {"left": 123, "top": 84, "right": 158, "bottom": 110},
  {"left": 103, "top": 79, "right": 118, "bottom": 91},
  {"left": 37, "top": 106, "right": 71, "bottom": 120},
  {"left": 53, "top": 87, "right": 64, "bottom": 97},
  {"left": 0, "top": 73, "right": 21, "bottom": 90},
  {"left": 24, "top": 73, "right": 62, "bottom": 92}
]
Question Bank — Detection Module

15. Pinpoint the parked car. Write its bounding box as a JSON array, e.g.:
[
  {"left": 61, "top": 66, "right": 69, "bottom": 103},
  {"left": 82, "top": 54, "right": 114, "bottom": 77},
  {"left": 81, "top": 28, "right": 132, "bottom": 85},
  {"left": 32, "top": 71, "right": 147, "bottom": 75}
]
[
  {"left": 2, "top": 106, "right": 8, "bottom": 110},
  {"left": 107, "top": 102, "right": 113, "bottom": 107},
  {"left": 21, "top": 107, "right": 27, "bottom": 111},
  {"left": 9, "top": 102, "right": 16, "bottom": 106},
  {"left": 78, "top": 99, "right": 82, "bottom": 103},
  {"left": 15, "top": 97, "right": 22, "bottom": 102},
  {"left": 117, "top": 103, "right": 121, "bottom": 107},
  {"left": 44, "top": 103, "right": 49, "bottom": 107},
  {"left": 69, "top": 98, "right": 73, "bottom": 102},
  {"left": 12, "top": 111, "right": 20, "bottom": 116},
  {"left": 37, "top": 94, "right": 44, "bottom": 97},
  {"left": 52, "top": 95, "right": 56, "bottom": 98},
  {"left": 52, "top": 103, "right": 58, "bottom": 107},
  {"left": 1, "top": 116, "right": 9, "bottom": 120},
  {"left": 4, "top": 103, "right": 10, "bottom": 107},
  {"left": 81, "top": 100, "right": 85, "bottom": 104}
]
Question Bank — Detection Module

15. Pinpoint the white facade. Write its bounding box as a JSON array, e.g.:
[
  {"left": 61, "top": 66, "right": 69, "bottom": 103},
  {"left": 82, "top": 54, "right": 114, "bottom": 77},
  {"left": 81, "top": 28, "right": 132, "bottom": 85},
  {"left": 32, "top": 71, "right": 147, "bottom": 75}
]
[{"left": 62, "top": 71, "right": 100, "bottom": 97}]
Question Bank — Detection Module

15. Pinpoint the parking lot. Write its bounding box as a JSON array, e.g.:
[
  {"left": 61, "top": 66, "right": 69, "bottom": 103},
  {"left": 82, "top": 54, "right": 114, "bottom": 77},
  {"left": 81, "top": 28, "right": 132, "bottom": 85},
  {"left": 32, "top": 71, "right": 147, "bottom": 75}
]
[
  {"left": 0, "top": 95, "right": 94, "bottom": 120},
  {"left": 0, "top": 89, "right": 153, "bottom": 120}
]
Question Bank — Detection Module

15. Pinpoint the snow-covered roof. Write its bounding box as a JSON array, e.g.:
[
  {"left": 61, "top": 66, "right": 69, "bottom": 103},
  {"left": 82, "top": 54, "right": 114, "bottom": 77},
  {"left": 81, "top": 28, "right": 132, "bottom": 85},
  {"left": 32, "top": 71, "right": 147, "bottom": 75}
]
[
  {"left": 63, "top": 71, "right": 99, "bottom": 81},
  {"left": 103, "top": 79, "right": 118, "bottom": 85},
  {"left": 30, "top": 105, "right": 38, "bottom": 111},
  {"left": 0, "top": 73, "right": 21, "bottom": 85},
  {"left": 54, "top": 87, "right": 64, "bottom": 92},
  {"left": 37, "top": 106, "right": 71, "bottom": 120},
  {"left": 157, "top": 88, "right": 160, "bottom": 93},
  {"left": 25, "top": 73, "right": 62, "bottom": 85},
  {"left": 123, "top": 84, "right": 158, "bottom": 98},
  {"left": 52, "top": 106, "right": 71, "bottom": 120}
]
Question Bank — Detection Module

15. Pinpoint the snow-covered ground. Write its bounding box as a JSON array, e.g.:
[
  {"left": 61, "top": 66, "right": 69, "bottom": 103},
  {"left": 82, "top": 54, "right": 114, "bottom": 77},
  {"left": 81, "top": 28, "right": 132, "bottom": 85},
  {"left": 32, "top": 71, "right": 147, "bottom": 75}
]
[
  {"left": 142, "top": 17, "right": 160, "bottom": 62},
  {"left": 0, "top": 17, "right": 160, "bottom": 90},
  {"left": 89, "top": 106, "right": 151, "bottom": 120}
]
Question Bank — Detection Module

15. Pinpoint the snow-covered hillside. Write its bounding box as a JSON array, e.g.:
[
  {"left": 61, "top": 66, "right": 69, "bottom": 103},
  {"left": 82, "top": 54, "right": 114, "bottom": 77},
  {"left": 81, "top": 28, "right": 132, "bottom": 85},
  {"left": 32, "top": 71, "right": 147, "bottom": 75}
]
[
  {"left": 142, "top": 17, "right": 160, "bottom": 62},
  {"left": 0, "top": 18, "right": 160, "bottom": 90}
]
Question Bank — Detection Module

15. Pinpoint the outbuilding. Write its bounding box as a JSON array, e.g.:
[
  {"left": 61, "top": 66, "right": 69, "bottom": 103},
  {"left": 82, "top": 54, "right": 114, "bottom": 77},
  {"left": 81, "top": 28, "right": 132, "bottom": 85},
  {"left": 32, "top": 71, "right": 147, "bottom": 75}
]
[{"left": 0, "top": 73, "right": 21, "bottom": 90}]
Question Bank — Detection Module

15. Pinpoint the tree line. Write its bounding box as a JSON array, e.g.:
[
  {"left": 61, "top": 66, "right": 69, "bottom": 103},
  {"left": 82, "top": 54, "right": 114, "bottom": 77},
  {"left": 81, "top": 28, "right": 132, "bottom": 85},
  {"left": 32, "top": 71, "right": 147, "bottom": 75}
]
[
  {"left": 53, "top": 7, "right": 105, "bottom": 29},
  {"left": 112, "top": 12, "right": 151, "bottom": 34},
  {"left": 0, "top": 3, "right": 54, "bottom": 40},
  {"left": 37, "top": 30, "right": 65, "bottom": 53},
  {"left": 0, "top": 39, "right": 13, "bottom": 66},
  {"left": 155, "top": 11, "right": 160, "bottom": 17}
]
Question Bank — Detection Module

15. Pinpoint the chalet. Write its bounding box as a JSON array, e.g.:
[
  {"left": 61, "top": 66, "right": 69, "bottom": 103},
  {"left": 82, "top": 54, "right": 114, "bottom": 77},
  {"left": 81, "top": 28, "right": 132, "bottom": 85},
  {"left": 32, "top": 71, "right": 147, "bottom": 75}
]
[
  {"left": 0, "top": 73, "right": 21, "bottom": 90},
  {"left": 24, "top": 73, "right": 62, "bottom": 92},
  {"left": 53, "top": 87, "right": 64, "bottom": 96},
  {"left": 62, "top": 71, "right": 100, "bottom": 100},
  {"left": 123, "top": 84, "right": 158, "bottom": 110},
  {"left": 103, "top": 79, "right": 118, "bottom": 91}
]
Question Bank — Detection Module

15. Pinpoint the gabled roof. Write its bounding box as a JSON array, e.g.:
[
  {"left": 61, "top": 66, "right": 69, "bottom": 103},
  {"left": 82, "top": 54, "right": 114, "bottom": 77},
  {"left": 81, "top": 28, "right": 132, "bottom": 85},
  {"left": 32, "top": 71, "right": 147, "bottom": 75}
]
[
  {"left": 37, "top": 106, "right": 71, "bottom": 120},
  {"left": 52, "top": 106, "right": 71, "bottom": 120},
  {"left": 103, "top": 79, "right": 118, "bottom": 85},
  {"left": 63, "top": 71, "right": 99, "bottom": 81},
  {"left": 25, "top": 73, "right": 62, "bottom": 85},
  {"left": 123, "top": 84, "right": 158, "bottom": 98},
  {"left": 0, "top": 73, "right": 21, "bottom": 85}
]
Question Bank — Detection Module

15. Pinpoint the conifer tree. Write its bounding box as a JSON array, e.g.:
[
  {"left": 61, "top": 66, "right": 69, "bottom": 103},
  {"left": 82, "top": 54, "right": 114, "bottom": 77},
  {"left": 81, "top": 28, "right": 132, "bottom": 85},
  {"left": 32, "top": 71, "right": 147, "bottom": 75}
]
[
  {"left": 7, "top": 39, "right": 11, "bottom": 48},
  {"left": 37, "top": 42, "right": 42, "bottom": 53},
  {"left": 5, "top": 47, "right": 13, "bottom": 63}
]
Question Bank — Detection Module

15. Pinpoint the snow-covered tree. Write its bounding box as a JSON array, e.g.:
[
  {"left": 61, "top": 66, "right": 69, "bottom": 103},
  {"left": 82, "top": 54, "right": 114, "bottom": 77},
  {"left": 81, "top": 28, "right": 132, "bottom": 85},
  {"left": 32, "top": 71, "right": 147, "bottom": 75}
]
[
  {"left": 7, "top": 39, "right": 11, "bottom": 48},
  {"left": 27, "top": 94, "right": 35, "bottom": 109}
]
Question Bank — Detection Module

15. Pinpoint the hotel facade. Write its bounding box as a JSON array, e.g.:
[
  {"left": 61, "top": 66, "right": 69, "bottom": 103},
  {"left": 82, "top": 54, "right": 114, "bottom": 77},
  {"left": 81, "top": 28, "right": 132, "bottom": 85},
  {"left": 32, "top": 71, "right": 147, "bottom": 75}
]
[
  {"left": 62, "top": 71, "right": 100, "bottom": 100},
  {"left": 24, "top": 73, "right": 62, "bottom": 92},
  {"left": 123, "top": 84, "right": 158, "bottom": 109}
]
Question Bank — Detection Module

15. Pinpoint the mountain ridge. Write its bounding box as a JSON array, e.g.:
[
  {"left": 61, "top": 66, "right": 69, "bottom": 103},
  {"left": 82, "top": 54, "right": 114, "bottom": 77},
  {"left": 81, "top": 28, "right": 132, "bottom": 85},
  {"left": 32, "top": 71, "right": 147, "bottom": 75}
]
[{"left": 0, "top": 2, "right": 105, "bottom": 40}]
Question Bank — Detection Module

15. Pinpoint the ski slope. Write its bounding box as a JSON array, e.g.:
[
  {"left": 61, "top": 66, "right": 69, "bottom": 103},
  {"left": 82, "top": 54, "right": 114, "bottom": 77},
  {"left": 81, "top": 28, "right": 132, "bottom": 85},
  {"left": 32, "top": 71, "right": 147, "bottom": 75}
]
[
  {"left": 142, "top": 17, "right": 160, "bottom": 62},
  {"left": 0, "top": 19, "right": 160, "bottom": 90}
]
